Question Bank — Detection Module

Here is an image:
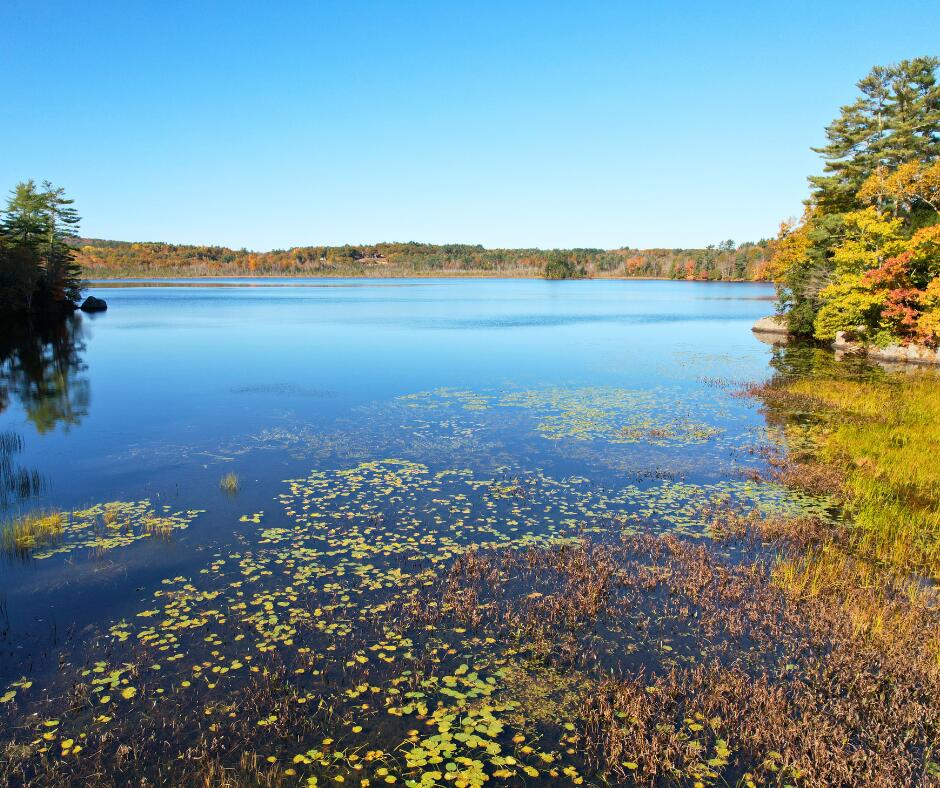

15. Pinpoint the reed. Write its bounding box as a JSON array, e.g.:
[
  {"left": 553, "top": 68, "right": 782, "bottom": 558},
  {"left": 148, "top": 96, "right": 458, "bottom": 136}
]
[
  {"left": 220, "top": 472, "right": 240, "bottom": 494},
  {"left": 0, "top": 509, "right": 64, "bottom": 554}
]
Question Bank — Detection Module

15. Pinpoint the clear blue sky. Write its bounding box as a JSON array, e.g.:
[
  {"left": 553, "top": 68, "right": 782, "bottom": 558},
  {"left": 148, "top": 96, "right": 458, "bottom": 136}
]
[{"left": 2, "top": 1, "right": 938, "bottom": 251}]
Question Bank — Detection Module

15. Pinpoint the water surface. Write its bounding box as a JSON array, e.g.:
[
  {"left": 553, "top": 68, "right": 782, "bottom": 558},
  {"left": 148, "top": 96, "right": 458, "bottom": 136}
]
[{"left": 0, "top": 278, "right": 817, "bottom": 784}]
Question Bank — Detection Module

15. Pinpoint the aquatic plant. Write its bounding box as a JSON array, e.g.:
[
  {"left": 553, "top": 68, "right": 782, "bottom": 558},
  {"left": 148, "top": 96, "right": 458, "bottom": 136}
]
[
  {"left": 400, "top": 386, "right": 727, "bottom": 448},
  {"left": 418, "top": 534, "right": 940, "bottom": 785},
  {"left": 0, "top": 456, "right": 883, "bottom": 786},
  {"left": 0, "top": 509, "right": 63, "bottom": 555},
  {"left": 0, "top": 500, "right": 204, "bottom": 560},
  {"left": 220, "top": 472, "right": 240, "bottom": 494}
]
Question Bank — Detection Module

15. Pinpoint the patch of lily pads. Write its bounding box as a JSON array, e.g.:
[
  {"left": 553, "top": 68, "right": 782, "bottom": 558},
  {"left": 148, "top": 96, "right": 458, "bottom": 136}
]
[
  {"left": 4, "top": 499, "right": 203, "bottom": 560},
  {"left": 0, "top": 457, "right": 834, "bottom": 785},
  {"left": 398, "top": 386, "right": 728, "bottom": 447}
]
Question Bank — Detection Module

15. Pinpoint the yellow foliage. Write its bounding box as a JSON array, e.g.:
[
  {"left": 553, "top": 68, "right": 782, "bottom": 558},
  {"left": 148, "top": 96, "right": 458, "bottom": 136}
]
[
  {"left": 767, "top": 214, "right": 811, "bottom": 283},
  {"left": 830, "top": 208, "right": 905, "bottom": 276},
  {"left": 917, "top": 278, "right": 940, "bottom": 343},
  {"left": 907, "top": 224, "right": 940, "bottom": 279},
  {"left": 813, "top": 274, "right": 882, "bottom": 340},
  {"left": 859, "top": 160, "right": 940, "bottom": 215}
]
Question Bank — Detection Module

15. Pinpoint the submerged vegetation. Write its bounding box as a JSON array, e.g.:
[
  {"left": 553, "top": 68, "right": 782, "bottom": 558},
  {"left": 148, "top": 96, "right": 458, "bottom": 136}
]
[
  {"left": 0, "top": 500, "right": 203, "bottom": 560},
  {"left": 399, "top": 387, "right": 726, "bottom": 448},
  {"left": 2, "top": 359, "right": 939, "bottom": 785},
  {"left": 0, "top": 443, "right": 935, "bottom": 785},
  {"left": 220, "top": 472, "right": 240, "bottom": 494}
]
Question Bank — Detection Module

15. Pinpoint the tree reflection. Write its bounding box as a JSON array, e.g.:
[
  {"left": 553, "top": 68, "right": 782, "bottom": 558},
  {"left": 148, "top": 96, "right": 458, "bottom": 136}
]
[
  {"left": 0, "top": 315, "right": 89, "bottom": 508},
  {"left": 0, "top": 430, "right": 42, "bottom": 508},
  {"left": 0, "top": 314, "right": 89, "bottom": 434}
]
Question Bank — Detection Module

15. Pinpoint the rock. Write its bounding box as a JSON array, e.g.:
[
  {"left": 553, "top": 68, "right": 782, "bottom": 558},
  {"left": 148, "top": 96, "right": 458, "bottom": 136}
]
[
  {"left": 80, "top": 296, "right": 108, "bottom": 313},
  {"left": 833, "top": 331, "right": 940, "bottom": 366},
  {"left": 751, "top": 315, "right": 789, "bottom": 335},
  {"left": 833, "top": 331, "right": 863, "bottom": 353}
]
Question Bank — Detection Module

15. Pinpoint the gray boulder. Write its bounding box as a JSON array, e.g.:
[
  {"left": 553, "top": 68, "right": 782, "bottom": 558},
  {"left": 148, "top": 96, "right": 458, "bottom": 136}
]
[{"left": 834, "top": 331, "right": 940, "bottom": 366}]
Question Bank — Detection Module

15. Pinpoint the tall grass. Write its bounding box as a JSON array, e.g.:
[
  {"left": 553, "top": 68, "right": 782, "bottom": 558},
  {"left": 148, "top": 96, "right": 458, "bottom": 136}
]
[
  {"left": 219, "top": 473, "right": 239, "bottom": 494},
  {"left": 751, "top": 371, "right": 940, "bottom": 673},
  {"left": 783, "top": 374, "right": 940, "bottom": 577},
  {"left": 0, "top": 510, "right": 64, "bottom": 555}
]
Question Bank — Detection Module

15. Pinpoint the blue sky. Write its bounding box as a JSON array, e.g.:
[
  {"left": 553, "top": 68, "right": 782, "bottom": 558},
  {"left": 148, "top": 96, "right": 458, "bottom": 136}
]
[{"left": 2, "top": 1, "right": 938, "bottom": 250}]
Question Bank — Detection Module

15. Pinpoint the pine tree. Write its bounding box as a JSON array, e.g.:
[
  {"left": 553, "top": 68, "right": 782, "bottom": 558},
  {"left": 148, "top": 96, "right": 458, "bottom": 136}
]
[
  {"left": 38, "top": 181, "right": 83, "bottom": 303},
  {"left": 809, "top": 58, "right": 940, "bottom": 213},
  {"left": 1, "top": 181, "right": 83, "bottom": 311}
]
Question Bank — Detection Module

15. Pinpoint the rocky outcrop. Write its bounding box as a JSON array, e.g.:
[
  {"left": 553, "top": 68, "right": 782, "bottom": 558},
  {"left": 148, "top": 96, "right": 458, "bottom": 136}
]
[
  {"left": 751, "top": 315, "right": 790, "bottom": 339},
  {"left": 833, "top": 331, "right": 940, "bottom": 366},
  {"left": 79, "top": 296, "right": 108, "bottom": 313}
]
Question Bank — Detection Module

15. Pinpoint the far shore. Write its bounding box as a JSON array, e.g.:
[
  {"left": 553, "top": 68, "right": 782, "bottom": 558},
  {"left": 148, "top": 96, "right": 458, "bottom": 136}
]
[{"left": 86, "top": 272, "right": 774, "bottom": 284}]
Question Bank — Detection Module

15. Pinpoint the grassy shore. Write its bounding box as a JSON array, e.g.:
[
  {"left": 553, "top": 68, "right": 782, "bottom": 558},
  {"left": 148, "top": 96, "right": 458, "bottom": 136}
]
[
  {"left": 751, "top": 365, "right": 940, "bottom": 678},
  {"left": 755, "top": 370, "right": 940, "bottom": 578}
]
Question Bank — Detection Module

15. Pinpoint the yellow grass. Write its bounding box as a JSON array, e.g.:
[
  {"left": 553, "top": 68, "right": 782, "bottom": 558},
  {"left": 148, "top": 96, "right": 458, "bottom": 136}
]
[{"left": 1, "top": 510, "right": 64, "bottom": 554}]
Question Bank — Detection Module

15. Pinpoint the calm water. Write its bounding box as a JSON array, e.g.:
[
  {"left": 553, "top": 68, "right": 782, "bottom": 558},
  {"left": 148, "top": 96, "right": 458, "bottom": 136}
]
[
  {"left": 1, "top": 278, "right": 779, "bottom": 666},
  {"left": 0, "top": 278, "right": 818, "bottom": 782}
]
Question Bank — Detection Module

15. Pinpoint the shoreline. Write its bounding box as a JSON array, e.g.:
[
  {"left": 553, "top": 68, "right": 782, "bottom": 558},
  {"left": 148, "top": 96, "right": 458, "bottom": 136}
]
[
  {"left": 752, "top": 315, "right": 940, "bottom": 367},
  {"left": 86, "top": 273, "right": 774, "bottom": 284}
]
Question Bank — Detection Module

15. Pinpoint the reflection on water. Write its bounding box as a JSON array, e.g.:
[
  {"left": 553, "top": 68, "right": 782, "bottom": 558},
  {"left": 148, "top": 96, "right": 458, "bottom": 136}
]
[
  {"left": 0, "top": 315, "right": 89, "bottom": 509},
  {"left": 0, "top": 430, "right": 42, "bottom": 508},
  {"left": 0, "top": 314, "right": 89, "bottom": 434}
]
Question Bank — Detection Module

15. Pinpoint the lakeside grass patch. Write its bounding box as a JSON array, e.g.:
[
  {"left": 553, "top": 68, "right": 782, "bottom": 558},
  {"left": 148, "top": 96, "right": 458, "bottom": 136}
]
[
  {"left": 749, "top": 368, "right": 940, "bottom": 681},
  {"left": 754, "top": 372, "right": 940, "bottom": 578}
]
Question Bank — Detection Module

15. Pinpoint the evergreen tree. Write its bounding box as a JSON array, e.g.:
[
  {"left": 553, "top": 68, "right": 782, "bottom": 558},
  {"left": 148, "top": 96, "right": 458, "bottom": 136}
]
[
  {"left": 38, "top": 182, "right": 83, "bottom": 303},
  {"left": 0, "top": 181, "right": 83, "bottom": 313},
  {"left": 809, "top": 58, "right": 940, "bottom": 213}
]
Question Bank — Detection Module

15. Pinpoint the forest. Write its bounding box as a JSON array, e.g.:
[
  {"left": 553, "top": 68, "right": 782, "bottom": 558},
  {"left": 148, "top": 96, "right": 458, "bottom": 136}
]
[
  {"left": 770, "top": 56, "right": 940, "bottom": 347},
  {"left": 73, "top": 238, "right": 774, "bottom": 281}
]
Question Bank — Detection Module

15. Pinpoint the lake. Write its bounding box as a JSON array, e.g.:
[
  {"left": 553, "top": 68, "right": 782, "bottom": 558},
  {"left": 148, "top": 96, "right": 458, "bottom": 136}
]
[{"left": 0, "top": 278, "right": 833, "bottom": 784}]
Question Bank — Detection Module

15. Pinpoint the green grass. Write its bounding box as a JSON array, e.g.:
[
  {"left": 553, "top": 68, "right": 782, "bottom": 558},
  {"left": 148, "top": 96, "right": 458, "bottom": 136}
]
[{"left": 781, "top": 374, "right": 940, "bottom": 578}]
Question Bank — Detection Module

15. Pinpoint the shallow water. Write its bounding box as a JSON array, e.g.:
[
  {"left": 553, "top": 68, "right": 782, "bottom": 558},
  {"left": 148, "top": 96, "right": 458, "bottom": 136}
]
[{"left": 0, "top": 278, "right": 829, "bottom": 783}]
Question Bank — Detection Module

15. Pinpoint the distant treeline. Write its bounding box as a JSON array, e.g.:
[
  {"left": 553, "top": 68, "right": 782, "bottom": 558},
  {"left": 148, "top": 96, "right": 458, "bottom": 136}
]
[{"left": 75, "top": 239, "right": 775, "bottom": 280}]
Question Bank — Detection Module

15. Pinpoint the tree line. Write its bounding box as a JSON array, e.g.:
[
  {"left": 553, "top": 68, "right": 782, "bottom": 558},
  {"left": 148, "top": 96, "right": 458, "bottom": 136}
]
[
  {"left": 770, "top": 56, "right": 940, "bottom": 346},
  {"left": 73, "top": 238, "right": 774, "bottom": 281},
  {"left": 0, "top": 181, "right": 83, "bottom": 315}
]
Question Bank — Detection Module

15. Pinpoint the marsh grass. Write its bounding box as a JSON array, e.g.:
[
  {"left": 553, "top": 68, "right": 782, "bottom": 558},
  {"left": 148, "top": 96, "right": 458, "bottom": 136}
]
[
  {"left": 753, "top": 373, "right": 940, "bottom": 578},
  {"left": 0, "top": 509, "right": 64, "bottom": 555},
  {"left": 772, "top": 542, "right": 940, "bottom": 669},
  {"left": 219, "top": 472, "right": 239, "bottom": 494},
  {"left": 749, "top": 370, "right": 940, "bottom": 678},
  {"left": 412, "top": 534, "right": 940, "bottom": 785}
]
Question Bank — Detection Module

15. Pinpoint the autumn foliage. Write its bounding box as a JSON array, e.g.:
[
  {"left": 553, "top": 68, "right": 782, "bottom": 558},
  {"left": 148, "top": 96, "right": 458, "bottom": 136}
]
[{"left": 770, "top": 57, "right": 940, "bottom": 346}]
